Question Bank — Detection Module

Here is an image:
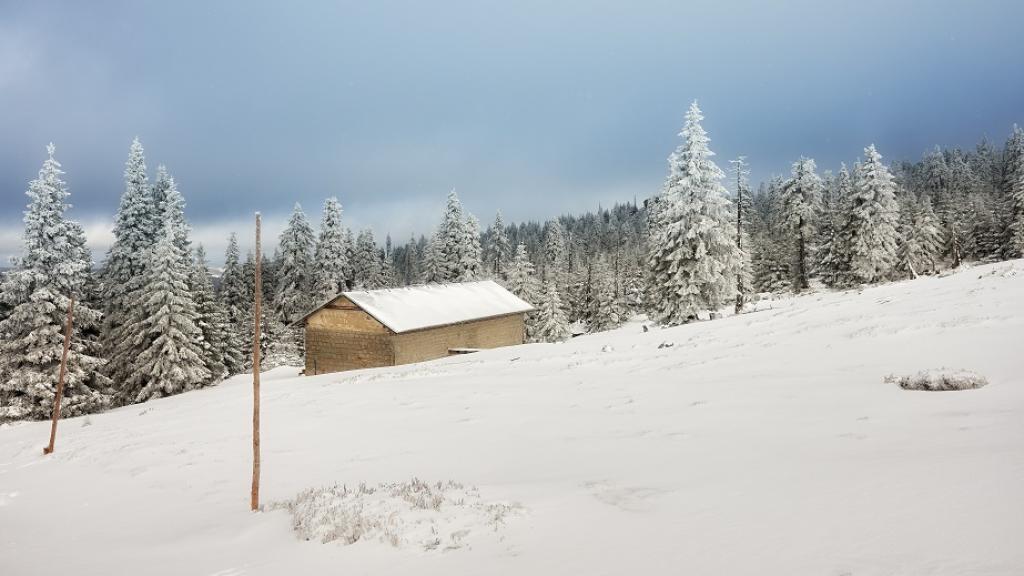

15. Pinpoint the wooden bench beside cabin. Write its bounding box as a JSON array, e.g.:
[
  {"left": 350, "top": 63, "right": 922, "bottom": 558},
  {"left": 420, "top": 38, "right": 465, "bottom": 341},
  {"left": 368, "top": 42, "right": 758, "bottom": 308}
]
[{"left": 292, "top": 280, "right": 533, "bottom": 375}]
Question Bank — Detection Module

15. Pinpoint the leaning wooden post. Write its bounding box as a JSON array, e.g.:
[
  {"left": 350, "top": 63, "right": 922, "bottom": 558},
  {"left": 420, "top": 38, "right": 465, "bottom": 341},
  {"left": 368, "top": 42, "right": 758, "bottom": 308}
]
[
  {"left": 251, "top": 212, "right": 262, "bottom": 511},
  {"left": 43, "top": 296, "right": 75, "bottom": 455}
]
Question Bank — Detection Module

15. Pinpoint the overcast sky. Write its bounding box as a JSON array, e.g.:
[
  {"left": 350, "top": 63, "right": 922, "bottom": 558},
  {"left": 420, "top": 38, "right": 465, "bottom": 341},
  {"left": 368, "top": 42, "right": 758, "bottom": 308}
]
[{"left": 2, "top": 0, "right": 1023, "bottom": 264}]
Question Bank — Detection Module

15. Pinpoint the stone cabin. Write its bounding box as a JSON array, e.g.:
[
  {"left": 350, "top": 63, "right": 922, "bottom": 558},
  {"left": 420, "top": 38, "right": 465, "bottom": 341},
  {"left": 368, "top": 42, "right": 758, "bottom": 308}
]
[{"left": 292, "top": 280, "right": 534, "bottom": 375}]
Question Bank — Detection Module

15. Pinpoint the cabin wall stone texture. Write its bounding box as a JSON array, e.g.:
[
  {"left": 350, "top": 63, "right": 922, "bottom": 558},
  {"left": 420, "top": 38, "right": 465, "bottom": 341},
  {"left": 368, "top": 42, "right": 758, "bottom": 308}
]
[
  {"left": 305, "top": 328, "right": 394, "bottom": 375},
  {"left": 304, "top": 296, "right": 394, "bottom": 374},
  {"left": 391, "top": 314, "right": 525, "bottom": 366},
  {"left": 302, "top": 310, "right": 526, "bottom": 375}
]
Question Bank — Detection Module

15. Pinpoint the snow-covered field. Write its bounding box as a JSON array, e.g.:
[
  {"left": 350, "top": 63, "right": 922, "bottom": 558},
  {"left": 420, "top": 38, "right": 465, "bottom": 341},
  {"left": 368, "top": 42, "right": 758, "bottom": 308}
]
[{"left": 2, "top": 261, "right": 1023, "bottom": 575}]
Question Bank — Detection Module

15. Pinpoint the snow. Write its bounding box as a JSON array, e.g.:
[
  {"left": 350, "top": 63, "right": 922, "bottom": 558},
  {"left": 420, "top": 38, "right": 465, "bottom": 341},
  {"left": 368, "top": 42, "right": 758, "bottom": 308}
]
[
  {"left": 2, "top": 261, "right": 1023, "bottom": 575},
  {"left": 342, "top": 280, "right": 533, "bottom": 333}
]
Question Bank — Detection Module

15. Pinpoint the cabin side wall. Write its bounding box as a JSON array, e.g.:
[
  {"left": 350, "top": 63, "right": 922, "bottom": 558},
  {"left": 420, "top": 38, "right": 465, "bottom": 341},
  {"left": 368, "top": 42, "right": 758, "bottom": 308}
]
[
  {"left": 304, "top": 296, "right": 394, "bottom": 375},
  {"left": 391, "top": 313, "right": 526, "bottom": 366}
]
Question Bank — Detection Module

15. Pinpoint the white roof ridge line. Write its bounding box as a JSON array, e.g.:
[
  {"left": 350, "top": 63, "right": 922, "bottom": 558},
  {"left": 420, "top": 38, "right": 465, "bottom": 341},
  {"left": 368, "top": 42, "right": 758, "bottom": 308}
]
[{"left": 325, "top": 279, "right": 531, "bottom": 333}]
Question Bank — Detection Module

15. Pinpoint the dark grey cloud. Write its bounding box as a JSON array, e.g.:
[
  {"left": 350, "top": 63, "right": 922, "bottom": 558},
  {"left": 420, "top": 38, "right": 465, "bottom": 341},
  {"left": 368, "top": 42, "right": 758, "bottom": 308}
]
[{"left": 2, "top": 0, "right": 1023, "bottom": 263}]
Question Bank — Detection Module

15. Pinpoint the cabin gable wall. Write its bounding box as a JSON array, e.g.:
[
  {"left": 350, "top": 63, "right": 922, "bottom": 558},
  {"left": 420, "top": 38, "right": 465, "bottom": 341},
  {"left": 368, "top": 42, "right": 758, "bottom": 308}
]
[{"left": 304, "top": 297, "right": 394, "bottom": 375}]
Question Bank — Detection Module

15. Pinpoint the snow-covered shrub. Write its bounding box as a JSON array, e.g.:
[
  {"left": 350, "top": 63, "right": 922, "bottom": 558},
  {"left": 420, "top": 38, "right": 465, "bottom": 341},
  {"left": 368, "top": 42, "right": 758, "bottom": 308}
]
[
  {"left": 886, "top": 369, "right": 988, "bottom": 391},
  {"left": 273, "top": 478, "right": 520, "bottom": 551}
]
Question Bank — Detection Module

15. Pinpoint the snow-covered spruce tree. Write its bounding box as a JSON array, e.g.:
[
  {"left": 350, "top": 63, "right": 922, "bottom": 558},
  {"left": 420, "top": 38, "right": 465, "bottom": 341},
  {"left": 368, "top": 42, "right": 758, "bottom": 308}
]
[
  {"left": 422, "top": 190, "right": 481, "bottom": 283},
  {"left": 817, "top": 165, "right": 852, "bottom": 287},
  {"left": 353, "top": 229, "right": 383, "bottom": 289},
  {"left": 589, "top": 255, "right": 623, "bottom": 332},
  {"left": 420, "top": 234, "right": 444, "bottom": 283},
  {"left": 261, "top": 314, "right": 302, "bottom": 370},
  {"left": 460, "top": 214, "right": 483, "bottom": 281},
  {"left": 646, "top": 101, "right": 740, "bottom": 324},
  {"left": 158, "top": 171, "right": 192, "bottom": 265},
  {"left": 275, "top": 203, "right": 316, "bottom": 324},
  {"left": 1013, "top": 168, "right": 1024, "bottom": 255},
  {"left": 120, "top": 196, "right": 211, "bottom": 403},
  {"left": 505, "top": 243, "right": 541, "bottom": 340},
  {"left": 781, "top": 157, "right": 821, "bottom": 292},
  {"left": 532, "top": 281, "right": 571, "bottom": 343},
  {"left": 748, "top": 178, "right": 789, "bottom": 293},
  {"left": 241, "top": 251, "right": 259, "bottom": 366},
  {"left": 379, "top": 235, "right": 397, "bottom": 288},
  {"left": 729, "top": 156, "right": 754, "bottom": 310},
  {"left": 542, "top": 219, "right": 567, "bottom": 288},
  {"left": 916, "top": 196, "right": 944, "bottom": 273},
  {"left": 896, "top": 196, "right": 944, "bottom": 278},
  {"left": 151, "top": 165, "right": 172, "bottom": 217},
  {"left": 341, "top": 228, "right": 356, "bottom": 289},
  {"left": 217, "top": 233, "right": 248, "bottom": 374},
  {"left": 0, "top": 144, "right": 109, "bottom": 421},
  {"left": 239, "top": 250, "right": 287, "bottom": 369},
  {"left": 964, "top": 194, "right": 1003, "bottom": 261},
  {"left": 312, "top": 197, "right": 348, "bottom": 300},
  {"left": 1006, "top": 126, "right": 1024, "bottom": 256},
  {"left": 485, "top": 211, "right": 511, "bottom": 278},
  {"left": 922, "top": 147, "right": 964, "bottom": 267},
  {"left": 189, "top": 246, "right": 233, "bottom": 383},
  {"left": 946, "top": 152, "right": 978, "bottom": 266},
  {"left": 847, "top": 145, "right": 901, "bottom": 284},
  {"left": 506, "top": 243, "right": 540, "bottom": 300},
  {"left": 752, "top": 239, "right": 790, "bottom": 293},
  {"left": 622, "top": 267, "right": 646, "bottom": 313},
  {"left": 101, "top": 138, "right": 158, "bottom": 386},
  {"left": 435, "top": 190, "right": 468, "bottom": 281},
  {"left": 564, "top": 270, "right": 589, "bottom": 324}
]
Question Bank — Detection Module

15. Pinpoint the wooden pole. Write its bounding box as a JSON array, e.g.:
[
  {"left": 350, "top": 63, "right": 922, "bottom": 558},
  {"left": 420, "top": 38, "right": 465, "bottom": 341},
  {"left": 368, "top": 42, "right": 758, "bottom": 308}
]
[
  {"left": 43, "top": 296, "right": 75, "bottom": 455},
  {"left": 251, "top": 212, "right": 262, "bottom": 511}
]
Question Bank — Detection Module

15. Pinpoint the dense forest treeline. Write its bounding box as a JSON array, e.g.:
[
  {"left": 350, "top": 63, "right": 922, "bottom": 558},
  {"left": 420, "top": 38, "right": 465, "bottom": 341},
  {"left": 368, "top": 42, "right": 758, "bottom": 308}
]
[{"left": 2, "top": 109, "right": 1023, "bottom": 421}]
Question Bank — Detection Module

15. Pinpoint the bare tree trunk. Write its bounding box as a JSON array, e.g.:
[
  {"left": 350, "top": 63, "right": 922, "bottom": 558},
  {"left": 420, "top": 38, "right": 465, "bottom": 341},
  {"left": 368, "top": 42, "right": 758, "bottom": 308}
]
[
  {"left": 251, "top": 213, "right": 262, "bottom": 511},
  {"left": 43, "top": 296, "right": 75, "bottom": 455}
]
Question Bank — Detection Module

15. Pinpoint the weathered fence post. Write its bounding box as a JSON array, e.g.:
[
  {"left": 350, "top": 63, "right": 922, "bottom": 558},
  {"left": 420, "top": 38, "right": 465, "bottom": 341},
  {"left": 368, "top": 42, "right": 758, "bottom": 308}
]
[{"left": 251, "top": 212, "right": 262, "bottom": 511}]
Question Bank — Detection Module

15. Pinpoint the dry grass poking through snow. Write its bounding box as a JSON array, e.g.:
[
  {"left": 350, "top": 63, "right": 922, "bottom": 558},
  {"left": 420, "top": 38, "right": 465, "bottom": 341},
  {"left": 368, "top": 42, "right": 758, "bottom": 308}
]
[
  {"left": 273, "top": 478, "right": 522, "bottom": 551},
  {"left": 886, "top": 369, "right": 989, "bottom": 391}
]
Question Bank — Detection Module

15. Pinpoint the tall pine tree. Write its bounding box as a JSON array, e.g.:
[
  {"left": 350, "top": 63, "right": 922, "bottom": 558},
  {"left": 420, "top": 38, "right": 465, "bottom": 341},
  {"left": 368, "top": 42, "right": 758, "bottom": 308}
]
[
  {"left": 730, "top": 156, "right": 754, "bottom": 309},
  {"left": 817, "top": 165, "right": 852, "bottom": 287},
  {"left": 313, "top": 197, "right": 348, "bottom": 300},
  {"left": 275, "top": 203, "right": 316, "bottom": 323},
  {"left": 847, "top": 145, "right": 901, "bottom": 284},
  {"left": 505, "top": 243, "right": 541, "bottom": 341},
  {"left": 101, "top": 138, "right": 158, "bottom": 387},
  {"left": 646, "top": 101, "right": 740, "bottom": 324},
  {"left": 781, "top": 157, "right": 822, "bottom": 291},
  {"left": 533, "top": 281, "right": 571, "bottom": 342},
  {"left": 0, "top": 144, "right": 109, "bottom": 420},
  {"left": 485, "top": 211, "right": 511, "bottom": 278},
  {"left": 190, "top": 246, "right": 235, "bottom": 382},
  {"left": 423, "top": 190, "right": 481, "bottom": 283},
  {"left": 120, "top": 191, "right": 210, "bottom": 403},
  {"left": 218, "top": 233, "right": 248, "bottom": 374},
  {"left": 896, "top": 196, "right": 944, "bottom": 278},
  {"left": 353, "top": 229, "right": 383, "bottom": 289}
]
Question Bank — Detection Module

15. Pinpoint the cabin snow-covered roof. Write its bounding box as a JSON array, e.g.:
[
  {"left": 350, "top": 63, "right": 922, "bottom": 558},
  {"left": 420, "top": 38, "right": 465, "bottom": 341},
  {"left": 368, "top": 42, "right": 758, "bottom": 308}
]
[{"left": 297, "top": 280, "right": 534, "bottom": 333}]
